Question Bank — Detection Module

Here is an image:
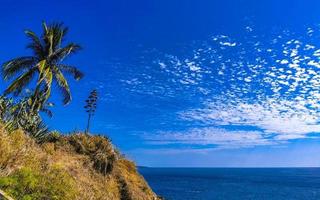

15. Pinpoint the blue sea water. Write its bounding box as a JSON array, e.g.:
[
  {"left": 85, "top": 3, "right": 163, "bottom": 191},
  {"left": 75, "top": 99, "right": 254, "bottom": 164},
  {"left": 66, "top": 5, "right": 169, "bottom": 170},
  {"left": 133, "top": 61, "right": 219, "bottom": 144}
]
[{"left": 139, "top": 168, "right": 320, "bottom": 200}]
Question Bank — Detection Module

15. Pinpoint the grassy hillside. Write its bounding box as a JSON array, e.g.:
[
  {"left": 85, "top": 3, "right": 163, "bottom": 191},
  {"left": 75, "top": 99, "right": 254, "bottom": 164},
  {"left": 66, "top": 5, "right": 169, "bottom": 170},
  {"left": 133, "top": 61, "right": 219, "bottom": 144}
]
[{"left": 0, "top": 125, "right": 159, "bottom": 200}]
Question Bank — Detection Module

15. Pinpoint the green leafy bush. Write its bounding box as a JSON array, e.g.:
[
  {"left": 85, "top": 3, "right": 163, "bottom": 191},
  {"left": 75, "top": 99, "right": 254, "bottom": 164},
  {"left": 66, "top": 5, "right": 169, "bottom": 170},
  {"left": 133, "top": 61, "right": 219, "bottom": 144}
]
[
  {"left": 0, "top": 166, "right": 78, "bottom": 200},
  {"left": 44, "top": 130, "right": 61, "bottom": 143},
  {"left": 0, "top": 96, "right": 50, "bottom": 142}
]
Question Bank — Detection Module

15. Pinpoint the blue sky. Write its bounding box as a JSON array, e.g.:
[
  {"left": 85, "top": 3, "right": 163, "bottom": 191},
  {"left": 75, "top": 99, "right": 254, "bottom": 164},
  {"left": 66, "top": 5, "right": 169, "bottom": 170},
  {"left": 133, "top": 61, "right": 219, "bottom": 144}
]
[{"left": 2, "top": 0, "right": 320, "bottom": 167}]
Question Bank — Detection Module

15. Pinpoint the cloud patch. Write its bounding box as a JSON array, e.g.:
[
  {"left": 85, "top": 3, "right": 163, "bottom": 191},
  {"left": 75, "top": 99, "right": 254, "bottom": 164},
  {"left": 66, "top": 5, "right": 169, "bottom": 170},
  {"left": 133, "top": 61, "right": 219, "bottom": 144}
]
[
  {"left": 144, "top": 127, "right": 277, "bottom": 149},
  {"left": 119, "top": 25, "right": 320, "bottom": 149}
]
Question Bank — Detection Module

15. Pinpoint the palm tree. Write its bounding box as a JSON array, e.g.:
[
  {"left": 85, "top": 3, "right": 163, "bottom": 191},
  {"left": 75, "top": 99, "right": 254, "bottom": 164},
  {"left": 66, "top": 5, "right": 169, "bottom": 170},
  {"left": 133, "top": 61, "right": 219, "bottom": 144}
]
[{"left": 2, "top": 22, "right": 84, "bottom": 111}]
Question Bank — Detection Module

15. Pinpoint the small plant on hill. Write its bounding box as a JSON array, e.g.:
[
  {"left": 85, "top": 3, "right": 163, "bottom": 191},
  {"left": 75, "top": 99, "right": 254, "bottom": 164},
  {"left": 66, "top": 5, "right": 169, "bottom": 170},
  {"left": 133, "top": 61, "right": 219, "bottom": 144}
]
[
  {"left": 68, "top": 134, "right": 116, "bottom": 175},
  {"left": 0, "top": 95, "right": 50, "bottom": 142},
  {"left": 84, "top": 89, "right": 98, "bottom": 134}
]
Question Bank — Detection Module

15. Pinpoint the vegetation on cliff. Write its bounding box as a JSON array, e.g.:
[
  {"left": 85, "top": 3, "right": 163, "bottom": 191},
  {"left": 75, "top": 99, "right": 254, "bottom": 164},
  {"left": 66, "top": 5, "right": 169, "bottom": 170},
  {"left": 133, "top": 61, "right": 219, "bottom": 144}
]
[
  {"left": 0, "top": 22, "right": 159, "bottom": 199},
  {"left": 0, "top": 126, "right": 159, "bottom": 199}
]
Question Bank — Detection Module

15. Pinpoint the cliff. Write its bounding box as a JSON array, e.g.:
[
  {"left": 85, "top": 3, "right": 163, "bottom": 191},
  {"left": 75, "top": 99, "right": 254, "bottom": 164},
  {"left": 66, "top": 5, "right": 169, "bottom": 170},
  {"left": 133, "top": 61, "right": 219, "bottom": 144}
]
[{"left": 0, "top": 126, "right": 159, "bottom": 200}]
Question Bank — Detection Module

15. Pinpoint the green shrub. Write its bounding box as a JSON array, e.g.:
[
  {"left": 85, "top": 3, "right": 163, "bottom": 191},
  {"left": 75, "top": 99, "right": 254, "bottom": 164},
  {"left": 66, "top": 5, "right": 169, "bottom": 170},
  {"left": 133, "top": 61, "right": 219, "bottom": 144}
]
[
  {"left": 68, "top": 134, "right": 117, "bottom": 175},
  {"left": 0, "top": 96, "right": 50, "bottom": 143},
  {"left": 45, "top": 131, "right": 61, "bottom": 143},
  {"left": 0, "top": 166, "right": 78, "bottom": 200}
]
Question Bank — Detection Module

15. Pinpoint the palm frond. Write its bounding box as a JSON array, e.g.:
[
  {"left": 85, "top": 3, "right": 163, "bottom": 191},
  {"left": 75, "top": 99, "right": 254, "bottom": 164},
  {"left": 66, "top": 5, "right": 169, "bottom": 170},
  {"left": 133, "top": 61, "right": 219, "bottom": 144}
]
[
  {"left": 42, "top": 22, "right": 54, "bottom": 56},
  {"left": 51, "top": 22, "right": 69, "bottom": 49},
  {"left": 57, "top": 64, "right": 84, "bottom": 80},
  {"left": 42, "top": 69, "right": 53, "bottom": 100},
  {"left": 42, "top": 21, "right": 48, "bottom": 34},
  {"left": 50, "top": 43, "right": 81, "bottom": 62},
  {"left": 4, "top": 68, "right": 37, "bottom": 95},
  {"left": 37, "top": 60, "right": 47, "bottom": 75},
  {"left": 2, "top": 56, "right": 37, "bottom": 80},
  {"left": 41, "top": 108, "right": 53, "bottom": 118},
  {"left": 42, "top": 22, "right": 69, "bottom": 54},
  {"left": 53, "top": 66, "right": 72, "bottom": 104},
  {"left": 25, "top": 30, "right": 44, "bottom": 58}
]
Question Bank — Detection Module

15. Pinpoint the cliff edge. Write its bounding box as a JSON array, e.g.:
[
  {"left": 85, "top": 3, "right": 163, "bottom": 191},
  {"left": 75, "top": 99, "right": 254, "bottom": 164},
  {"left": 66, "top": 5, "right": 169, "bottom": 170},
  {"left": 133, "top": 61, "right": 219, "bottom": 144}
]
[{"left": 0, "top": 126, "right": 159, "bottom": 200}]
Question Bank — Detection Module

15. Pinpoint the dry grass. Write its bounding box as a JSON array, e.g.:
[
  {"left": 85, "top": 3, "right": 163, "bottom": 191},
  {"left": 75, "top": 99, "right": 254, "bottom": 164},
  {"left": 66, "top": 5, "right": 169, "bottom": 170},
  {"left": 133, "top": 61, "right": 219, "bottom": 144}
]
[
  {"left": 115, "top": 159, "right": 158, "bottom": 200},
  {"left": 0, "top": 127, "right": 159, "bottom": 200},
  {"left": 0, "top": 126, "right": 46, "bottom": 176}
]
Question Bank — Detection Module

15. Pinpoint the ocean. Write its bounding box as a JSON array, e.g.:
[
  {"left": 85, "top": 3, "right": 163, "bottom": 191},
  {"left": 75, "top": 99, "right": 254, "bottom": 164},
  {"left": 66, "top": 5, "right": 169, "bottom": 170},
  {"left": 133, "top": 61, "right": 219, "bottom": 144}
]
[{"left": 139, "top": 168, "right": 320, "bottom": 200}]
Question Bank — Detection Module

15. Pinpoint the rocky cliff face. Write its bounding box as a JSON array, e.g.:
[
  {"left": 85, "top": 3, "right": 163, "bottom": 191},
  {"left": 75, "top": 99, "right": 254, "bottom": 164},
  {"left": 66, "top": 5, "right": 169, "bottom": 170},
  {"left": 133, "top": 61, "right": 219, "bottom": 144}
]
[{"left": 0, "top": 127, "right": 159, "bottom": 200}]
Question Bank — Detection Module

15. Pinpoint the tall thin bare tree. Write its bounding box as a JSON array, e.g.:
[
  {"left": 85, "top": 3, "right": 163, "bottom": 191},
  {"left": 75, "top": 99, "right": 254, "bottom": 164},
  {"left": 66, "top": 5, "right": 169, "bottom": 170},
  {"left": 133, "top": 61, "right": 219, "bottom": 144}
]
[{"left": 84, "top": 89, "right": 98, "bottom": 134}]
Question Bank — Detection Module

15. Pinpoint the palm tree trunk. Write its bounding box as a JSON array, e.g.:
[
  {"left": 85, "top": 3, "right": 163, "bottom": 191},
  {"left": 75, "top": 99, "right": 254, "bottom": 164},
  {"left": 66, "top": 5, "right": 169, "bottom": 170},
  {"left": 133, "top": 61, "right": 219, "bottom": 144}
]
[{"left": 31, "top": 83, "right": 42, "bottom": 113}]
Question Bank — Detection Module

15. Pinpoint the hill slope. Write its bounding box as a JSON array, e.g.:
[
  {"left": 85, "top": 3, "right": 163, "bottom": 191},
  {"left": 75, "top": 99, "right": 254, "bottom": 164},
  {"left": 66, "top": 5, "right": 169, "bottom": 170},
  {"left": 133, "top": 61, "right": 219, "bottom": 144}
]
[{"left": 0, "top": 126, "right": 159, "bottom": 200}]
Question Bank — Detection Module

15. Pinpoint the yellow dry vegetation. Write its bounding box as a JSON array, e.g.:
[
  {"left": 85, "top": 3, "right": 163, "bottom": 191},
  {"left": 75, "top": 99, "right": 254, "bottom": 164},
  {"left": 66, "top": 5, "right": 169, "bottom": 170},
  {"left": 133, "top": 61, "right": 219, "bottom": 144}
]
[{"left": 0, "top": 126, "right": 159, "bottom": 200}]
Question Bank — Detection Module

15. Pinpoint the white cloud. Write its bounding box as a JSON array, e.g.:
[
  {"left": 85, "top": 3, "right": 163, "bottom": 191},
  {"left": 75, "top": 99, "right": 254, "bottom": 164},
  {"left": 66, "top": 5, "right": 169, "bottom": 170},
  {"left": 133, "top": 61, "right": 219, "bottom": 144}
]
[
  {"left": 220, "top": 42, "right": 237, "bottom": 47},
  {"left": 144, "top": 127, "right": 277, "bottom": 149},
  {"left": 280, "top": 59, "right": 289, "bottom": 64},
  {"left": 180, "top": 99, "right": 320, "bottom": 136},
  {"left": 159, "top": 62, "right": 166, "bottom": 69}
]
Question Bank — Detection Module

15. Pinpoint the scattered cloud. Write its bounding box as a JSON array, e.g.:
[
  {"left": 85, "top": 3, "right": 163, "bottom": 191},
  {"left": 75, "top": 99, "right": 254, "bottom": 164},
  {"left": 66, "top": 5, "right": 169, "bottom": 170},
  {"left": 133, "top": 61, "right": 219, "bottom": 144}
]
[
  {"left": 116, "top": 25, "right": 320, "bottom": 150},
  {"left": 144, "top": 127, "right": 277, "bottom": 149},
  {"left": 181, "top": 99, "right": 320, "bottom": 136}
]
